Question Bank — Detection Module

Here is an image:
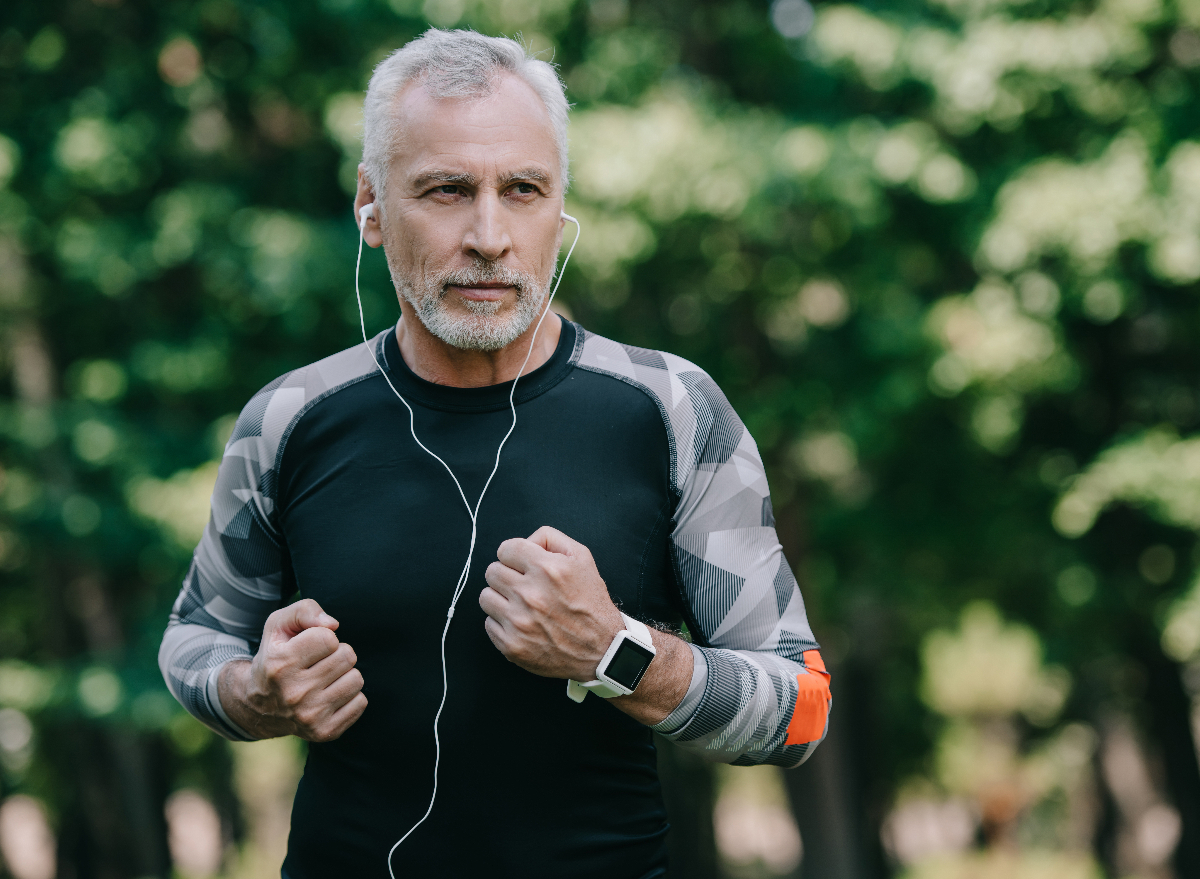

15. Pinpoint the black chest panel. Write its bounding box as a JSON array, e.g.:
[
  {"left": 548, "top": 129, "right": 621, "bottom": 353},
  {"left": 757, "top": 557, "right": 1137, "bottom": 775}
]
[{"left": 276, "top": 324, "right": 679, "bottom": 878}]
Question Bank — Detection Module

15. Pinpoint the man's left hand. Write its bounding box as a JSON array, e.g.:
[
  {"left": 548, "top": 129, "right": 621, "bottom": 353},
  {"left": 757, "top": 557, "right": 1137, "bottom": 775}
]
[{"left": 480, "top": 526, "right": 624, "bottom": 682}]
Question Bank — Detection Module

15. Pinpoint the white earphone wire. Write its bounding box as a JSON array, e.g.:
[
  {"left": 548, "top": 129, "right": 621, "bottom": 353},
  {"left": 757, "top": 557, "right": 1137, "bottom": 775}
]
[{"left": 355, "top": 206, "right": 580, "bottom": 877}]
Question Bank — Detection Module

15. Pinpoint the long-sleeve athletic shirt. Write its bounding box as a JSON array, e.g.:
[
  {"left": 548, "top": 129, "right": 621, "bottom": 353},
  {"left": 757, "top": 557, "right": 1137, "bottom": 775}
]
[{"left": 158, "top": 318, "right": 830, "bottom": 879}]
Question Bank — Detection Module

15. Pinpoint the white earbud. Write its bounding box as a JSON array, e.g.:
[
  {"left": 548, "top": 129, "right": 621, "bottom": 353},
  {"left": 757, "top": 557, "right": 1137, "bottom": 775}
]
[
  {"left": 359, "top": 202, "right": 375, "bottom": 230},
  {"left": 561, "top": 211, "right": 577, "bottom": 224}
]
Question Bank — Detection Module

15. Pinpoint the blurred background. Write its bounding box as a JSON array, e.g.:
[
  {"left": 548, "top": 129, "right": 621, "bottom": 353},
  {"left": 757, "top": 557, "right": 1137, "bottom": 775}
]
[{"left": 2, "top": 0, "right": 1200, "bottom": 877}]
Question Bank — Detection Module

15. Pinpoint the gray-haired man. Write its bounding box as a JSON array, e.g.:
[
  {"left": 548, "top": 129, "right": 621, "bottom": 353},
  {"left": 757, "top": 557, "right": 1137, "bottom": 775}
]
[{"left": 159, "top": 28, "right": 830, "bottom": 878}]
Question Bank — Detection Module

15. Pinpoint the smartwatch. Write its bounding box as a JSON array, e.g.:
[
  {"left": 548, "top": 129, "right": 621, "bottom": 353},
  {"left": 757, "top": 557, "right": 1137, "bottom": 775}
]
[{"left": 566, "top": 614, "right": 657, "bottom": 703}]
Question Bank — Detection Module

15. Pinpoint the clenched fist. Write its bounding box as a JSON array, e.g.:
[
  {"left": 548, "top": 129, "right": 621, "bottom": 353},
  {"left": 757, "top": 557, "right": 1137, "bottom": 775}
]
[
  {"left": 218, "top": 598, "right": 367, "bottom": 742},
  {"left": 480, "top": 526, "right": 625, "bottom": 682}
]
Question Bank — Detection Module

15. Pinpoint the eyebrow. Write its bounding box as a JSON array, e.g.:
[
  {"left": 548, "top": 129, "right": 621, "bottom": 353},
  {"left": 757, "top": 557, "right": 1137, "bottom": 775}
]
[
  {"left": 409, "top": 167, "right": 555, "bottom": 191},
  {"left": 499, "top": 168, "right": 553, "bottom": 188},
  {"left": 410, "top": 170, "right": 479, "bottom": 189}
]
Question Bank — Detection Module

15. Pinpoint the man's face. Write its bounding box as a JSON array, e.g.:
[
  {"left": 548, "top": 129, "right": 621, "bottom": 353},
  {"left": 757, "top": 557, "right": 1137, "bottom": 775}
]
[{"left": 378, "top": 74, "right": 564, "bottom": 352}]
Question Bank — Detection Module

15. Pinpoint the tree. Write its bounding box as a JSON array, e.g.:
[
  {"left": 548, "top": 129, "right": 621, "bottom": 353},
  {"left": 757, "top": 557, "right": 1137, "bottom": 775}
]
[{"left": 2, "top": 0, "right": 1200, "bottom": 876}]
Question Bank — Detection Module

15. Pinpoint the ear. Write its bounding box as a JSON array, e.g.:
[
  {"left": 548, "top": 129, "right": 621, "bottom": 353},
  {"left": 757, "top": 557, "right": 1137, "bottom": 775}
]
[{"left": 354, "top": 164, "right": 383, "bottom": 248}]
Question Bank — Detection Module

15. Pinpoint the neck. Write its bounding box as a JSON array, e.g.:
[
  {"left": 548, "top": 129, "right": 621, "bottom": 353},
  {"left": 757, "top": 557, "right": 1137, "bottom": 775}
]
[{"left": 394, "top": 300, "right": 563, "bottom": 388}]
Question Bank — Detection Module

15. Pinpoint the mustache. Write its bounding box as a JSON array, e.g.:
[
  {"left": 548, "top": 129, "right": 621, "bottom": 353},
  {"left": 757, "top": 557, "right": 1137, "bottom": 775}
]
[{"left": 439, "top": 261, "right": 533, "bottom": 297}]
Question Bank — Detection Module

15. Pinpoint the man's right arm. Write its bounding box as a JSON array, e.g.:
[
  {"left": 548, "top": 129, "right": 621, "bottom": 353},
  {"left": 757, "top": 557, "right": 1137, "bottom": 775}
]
[
  {"left": 160, "top": 588, "right": 366, "bottom": 742},
  {"left": 158, "top": 372, "right": 365, "bottom": 742}
]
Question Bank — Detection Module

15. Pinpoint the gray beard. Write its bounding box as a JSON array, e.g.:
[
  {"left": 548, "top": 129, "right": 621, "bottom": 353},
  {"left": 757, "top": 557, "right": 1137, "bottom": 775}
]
[{"left": 392, "top": 257, "right": 552, "bottom": 352}]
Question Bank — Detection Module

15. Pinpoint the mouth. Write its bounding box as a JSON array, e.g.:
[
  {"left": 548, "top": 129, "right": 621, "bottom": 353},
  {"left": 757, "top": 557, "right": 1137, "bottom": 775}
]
[{"left": 446, "top": 283, "right": 515, "bottom": 303}]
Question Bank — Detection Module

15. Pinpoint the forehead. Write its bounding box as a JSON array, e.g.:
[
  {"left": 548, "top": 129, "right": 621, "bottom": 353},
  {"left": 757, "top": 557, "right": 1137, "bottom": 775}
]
[{"left": 389, "top": 73, "right": 560, "bottom": 186}]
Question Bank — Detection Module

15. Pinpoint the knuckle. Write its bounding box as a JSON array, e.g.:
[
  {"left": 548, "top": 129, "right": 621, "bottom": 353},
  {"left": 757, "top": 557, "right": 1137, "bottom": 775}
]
[
  {"left": 483, "top": 621, "right": 502, "bottom": 646},
  {"left": 347, "top": 669, "right": 364, "bottom": 690},
  {"left": 510, "top": 611, "right": 531, "bottom": 634},
  {"left": 486, "top": 625, "right": 508, "bottom": 648}
]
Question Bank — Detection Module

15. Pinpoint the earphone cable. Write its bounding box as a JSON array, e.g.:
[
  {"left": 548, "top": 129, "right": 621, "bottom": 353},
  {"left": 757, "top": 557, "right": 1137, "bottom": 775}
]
[{"left": 354, "top": 210, "right": 580, "bottom": 877}]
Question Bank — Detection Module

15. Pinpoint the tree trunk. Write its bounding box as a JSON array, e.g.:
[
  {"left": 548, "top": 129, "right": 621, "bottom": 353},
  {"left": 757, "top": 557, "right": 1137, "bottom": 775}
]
[
  {"left": 9, "top": 320, "right": 173, "bottom": 878},
  {"left": 657, "top": 734, "right": 720, "bottom": 879},
  {"left": 1140, "top": 639, "right": 1200, "bottom": 876},
  {"left": 786, "top": 658, "right": 890, "bottom": 879}
]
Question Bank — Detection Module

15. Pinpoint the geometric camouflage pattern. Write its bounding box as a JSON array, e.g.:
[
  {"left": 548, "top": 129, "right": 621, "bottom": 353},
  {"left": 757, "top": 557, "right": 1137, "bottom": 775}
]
[
  {"left": 576, "top": 330, "right": 830, "bottom": 767},
  {"left": 157, "top": 338, "right": 382, "bottom": 742},
  {"left": 159, "top": 324, "right": 830, "bottom": 765}
]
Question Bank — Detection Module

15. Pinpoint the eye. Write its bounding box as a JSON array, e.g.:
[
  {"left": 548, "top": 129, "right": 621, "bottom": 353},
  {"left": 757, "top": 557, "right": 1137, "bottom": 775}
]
[
  {"left": 513, "top": 182, "right": 538, "bottom": 195},
  {"left": 435, "top": 184, "right": 460, "bottom": 196}
]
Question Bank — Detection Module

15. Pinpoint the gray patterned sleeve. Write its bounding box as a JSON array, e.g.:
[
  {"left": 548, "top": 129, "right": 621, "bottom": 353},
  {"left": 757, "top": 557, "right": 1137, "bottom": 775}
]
[
  {"left": 576, "top": 332, "right": 831, "bottom": 767},
  {"left": 157, "top": 339, "right": 382, "bottom": 741}
]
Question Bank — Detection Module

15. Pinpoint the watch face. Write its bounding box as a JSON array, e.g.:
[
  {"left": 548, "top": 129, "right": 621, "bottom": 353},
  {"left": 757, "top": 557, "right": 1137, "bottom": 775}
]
[{"left": 604, "top": 637, "right": 655, "bottom": 690}]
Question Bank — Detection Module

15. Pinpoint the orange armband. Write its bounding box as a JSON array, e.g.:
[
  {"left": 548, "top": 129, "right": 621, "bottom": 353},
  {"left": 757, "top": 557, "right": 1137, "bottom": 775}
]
[{"left": 784, "top": 650, "right": 831, "bottom": 746}]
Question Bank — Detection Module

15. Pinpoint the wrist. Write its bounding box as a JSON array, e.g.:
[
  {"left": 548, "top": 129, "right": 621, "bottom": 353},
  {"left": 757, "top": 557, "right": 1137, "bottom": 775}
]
[
  {"left": 613, "top": 631, "right": 691, "bottom": 725},
  {"left": 218, "top": 658, "right": 251, "bottom": 704},
  {"left": 218, "top": 659, "right": 283, "bottom": 739},
  {"left": 586, "top": 609, "right": 626, "bottom": 678},
  {"left": 569, "top": 614, "right": 657, "bottom": 702},
  {"left": 216, "top": 659, "right": 256, "bottom": 731}
]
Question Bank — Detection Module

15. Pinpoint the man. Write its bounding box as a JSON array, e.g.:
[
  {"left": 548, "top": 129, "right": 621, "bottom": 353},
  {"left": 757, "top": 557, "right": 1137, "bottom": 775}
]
[{"left": 159, "top": 28, "right": 830, "bottom": 879}]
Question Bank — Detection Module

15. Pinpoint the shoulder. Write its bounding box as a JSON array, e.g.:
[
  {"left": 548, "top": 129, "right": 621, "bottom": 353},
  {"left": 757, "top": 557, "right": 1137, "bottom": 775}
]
[
  {"left": 573, "top": 326, "right": 747, "bottom": 492},
  {"left": 225, "top": 333, "right": 384, "bottom": 469}
]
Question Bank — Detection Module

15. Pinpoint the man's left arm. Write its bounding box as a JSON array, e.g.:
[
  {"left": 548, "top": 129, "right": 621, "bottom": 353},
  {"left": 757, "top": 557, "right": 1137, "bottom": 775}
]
[
  {"left": 480, "top": 514, "right": 827, "bottom": 769},
  {"left": 479, "top": 527, "right": 694, "bottom": 724},
  {"left": 479, "top": 372, "right": 829, "bottom": 768},
  {"left": 649, "top": 370, "right": 830, "bottom": 767}
]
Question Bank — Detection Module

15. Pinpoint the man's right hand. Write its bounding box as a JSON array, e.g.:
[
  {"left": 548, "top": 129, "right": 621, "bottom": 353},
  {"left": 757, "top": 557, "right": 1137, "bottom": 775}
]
[{"left": 217, "top": 598, "right": 367, "bottom": 742}]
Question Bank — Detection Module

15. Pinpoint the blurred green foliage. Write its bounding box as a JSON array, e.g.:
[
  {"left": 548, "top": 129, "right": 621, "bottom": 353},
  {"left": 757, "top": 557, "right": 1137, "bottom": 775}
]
[{"left": 4, "top": 0, "right": 1200, "bottom": 876}]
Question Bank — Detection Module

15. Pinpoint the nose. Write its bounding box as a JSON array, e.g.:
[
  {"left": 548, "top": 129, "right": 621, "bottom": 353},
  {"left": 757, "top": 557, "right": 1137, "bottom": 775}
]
[{"left": 462, "top": 192, "right": 511, "bottom": 262}]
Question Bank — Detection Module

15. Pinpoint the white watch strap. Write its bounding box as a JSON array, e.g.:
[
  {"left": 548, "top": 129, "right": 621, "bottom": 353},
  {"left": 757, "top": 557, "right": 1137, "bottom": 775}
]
[
  {"left": 619, "top": 613, "right": 653, "bottom": 648},
  {"left": 566, "top": 614, "right": 656, "bottom": 702},
  {"left": 567, "top": 678, "right": 624, "bottom": 701}
]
